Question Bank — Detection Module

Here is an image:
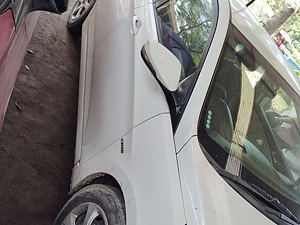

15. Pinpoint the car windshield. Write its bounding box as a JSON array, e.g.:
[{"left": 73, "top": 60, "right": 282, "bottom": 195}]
[{"left": 198, "top": 25, "right": 300, "bottom": 219}]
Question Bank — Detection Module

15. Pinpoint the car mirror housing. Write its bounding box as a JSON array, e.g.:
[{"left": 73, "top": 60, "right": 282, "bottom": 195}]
[{"left": 142, "top": 40, "right": 181, "bottom": 92}]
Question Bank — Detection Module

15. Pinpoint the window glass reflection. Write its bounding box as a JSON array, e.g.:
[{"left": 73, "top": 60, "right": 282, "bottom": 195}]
[
  {"left": 198, "top": 25, "right": 300, "bottom": 218},
  {"left": 156, "top": 0, "right": 214, "bottom": 81}
]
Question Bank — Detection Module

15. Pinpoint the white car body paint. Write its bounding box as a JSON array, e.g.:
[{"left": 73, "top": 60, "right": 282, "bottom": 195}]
[
  {"left": 177, "top": 137, "right": 276, "bottom": 225},
  {"left": 70, "top": 0, "right": 300, "bottom": 224},
  {"left": 75, "top": 0, "right": 169, "bottom": 164}
]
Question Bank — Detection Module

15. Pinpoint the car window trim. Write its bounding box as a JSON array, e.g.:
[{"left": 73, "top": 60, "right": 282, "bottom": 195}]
[{"left": 153, "top": 0, "right": 220, "bottom": 132}]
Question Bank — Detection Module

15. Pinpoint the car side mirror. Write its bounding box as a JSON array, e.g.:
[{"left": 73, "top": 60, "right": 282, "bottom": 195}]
[{"left": 142, "top": 40, "right": 181, "bottom": 92}]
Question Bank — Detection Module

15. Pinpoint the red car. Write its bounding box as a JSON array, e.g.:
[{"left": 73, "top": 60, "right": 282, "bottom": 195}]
[{"left": 0, "top": 0, "right": 69, "bottom": 129}]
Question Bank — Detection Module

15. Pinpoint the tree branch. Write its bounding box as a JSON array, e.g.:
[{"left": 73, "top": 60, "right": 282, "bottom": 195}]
[{"left": 178, "top": 20, "right": 211, "bottom": 35}]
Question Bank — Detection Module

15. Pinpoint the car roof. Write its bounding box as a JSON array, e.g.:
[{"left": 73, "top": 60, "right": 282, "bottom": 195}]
[{"left": 229, "top": 0, "right": 300, "bottom": 95}]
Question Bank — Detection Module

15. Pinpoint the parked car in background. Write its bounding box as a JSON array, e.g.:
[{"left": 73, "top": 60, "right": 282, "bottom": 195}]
[
  {"left": 55, "top": 0, "right": 300, "bottom": 224},
  {"left": 0, "top": 0, "right": 69, "bottom": 130}
]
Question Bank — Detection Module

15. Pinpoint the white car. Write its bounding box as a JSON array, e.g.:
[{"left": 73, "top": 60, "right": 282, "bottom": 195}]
[{"left": 55, "top": 0, "right": 300, "bottom": 224}]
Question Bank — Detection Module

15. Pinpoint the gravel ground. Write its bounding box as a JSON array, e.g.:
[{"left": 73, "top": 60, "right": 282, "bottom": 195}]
[{"left": 0, "top": 4, "right": 80, "bottom": 224}]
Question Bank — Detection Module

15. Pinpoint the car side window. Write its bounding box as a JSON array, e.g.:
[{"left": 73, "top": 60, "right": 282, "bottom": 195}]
[{"left": 156, "top": 0, "right": 214, "bottom": 81}]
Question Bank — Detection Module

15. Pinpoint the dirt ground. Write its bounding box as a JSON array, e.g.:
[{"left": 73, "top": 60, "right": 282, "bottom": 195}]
[{"left": 0, "top": 4, "right": 80, "bottom": 225}]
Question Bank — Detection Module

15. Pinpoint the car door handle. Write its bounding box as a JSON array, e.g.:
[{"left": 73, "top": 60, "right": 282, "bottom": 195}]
[{"left": 132, "top": 14, "right": 142, "bottom": 35}]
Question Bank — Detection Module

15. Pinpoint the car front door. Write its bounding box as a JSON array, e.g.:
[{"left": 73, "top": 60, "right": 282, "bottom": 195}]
[{"left": 76, "top": 0, "right": 171, "bottom": 164}]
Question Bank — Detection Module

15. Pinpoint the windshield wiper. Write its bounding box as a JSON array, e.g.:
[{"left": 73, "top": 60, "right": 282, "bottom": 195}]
[
  {"left": 249, "top": 183, "right": 298, "bottom": 224},
  {"left": 214, "top": 167, "right": 299, "bottom": 225}
]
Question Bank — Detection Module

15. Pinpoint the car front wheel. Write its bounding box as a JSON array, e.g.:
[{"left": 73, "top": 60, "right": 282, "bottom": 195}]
[
  {"left": 54, "top": 184, "right": 126, "bottom": 225},
  {"left": 67, "top": 0, "right": 96, "bottom": 34}
]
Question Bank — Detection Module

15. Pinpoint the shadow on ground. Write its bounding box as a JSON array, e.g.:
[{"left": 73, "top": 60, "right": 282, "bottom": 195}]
[{"left": 0, "top": 6, "right": 80, "bottom": 225}]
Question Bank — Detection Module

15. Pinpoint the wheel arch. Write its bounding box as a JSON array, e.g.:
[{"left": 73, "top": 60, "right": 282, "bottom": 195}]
[
  {"left": 69, "top": 172, "right": 122, "bottom": 195},
  {"left": 69, "top": 159, "right": 138, "bottom": 224},
  {"left": 68, "top": 171, "right": 138, "bottom": 223}
]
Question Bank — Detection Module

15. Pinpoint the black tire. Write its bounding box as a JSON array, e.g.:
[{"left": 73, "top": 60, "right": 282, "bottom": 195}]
[
  {"left": 53, "top": 184, "right": 126, "bottom": 225},
  {"left": 67, "top": 0, "right": 96, "bottom": 34}
]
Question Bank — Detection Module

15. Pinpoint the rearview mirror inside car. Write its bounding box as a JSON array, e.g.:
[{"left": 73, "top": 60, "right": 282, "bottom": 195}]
[{"left": 142, "top": 40, "right": 181, "bottom": 92}]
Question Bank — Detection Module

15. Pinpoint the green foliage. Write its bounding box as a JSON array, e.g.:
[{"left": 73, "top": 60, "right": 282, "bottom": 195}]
[
  {"left": 284, "top": 11, "right": 300, "bottom": 67},
  {"left": 284, "top": 13, "right": 300, "bottom": 49},
  {"left": 265, "top": 0, "right": 286, "bottom": 12},
  {"left": 258, "top": 16, "right": 267, "bottom": 26},
  {"left": 175, "top": 0, "right": 213, "bottom": 65},
  {"left": 296, "top": 70, "right": 300, "bottom": 78}
]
